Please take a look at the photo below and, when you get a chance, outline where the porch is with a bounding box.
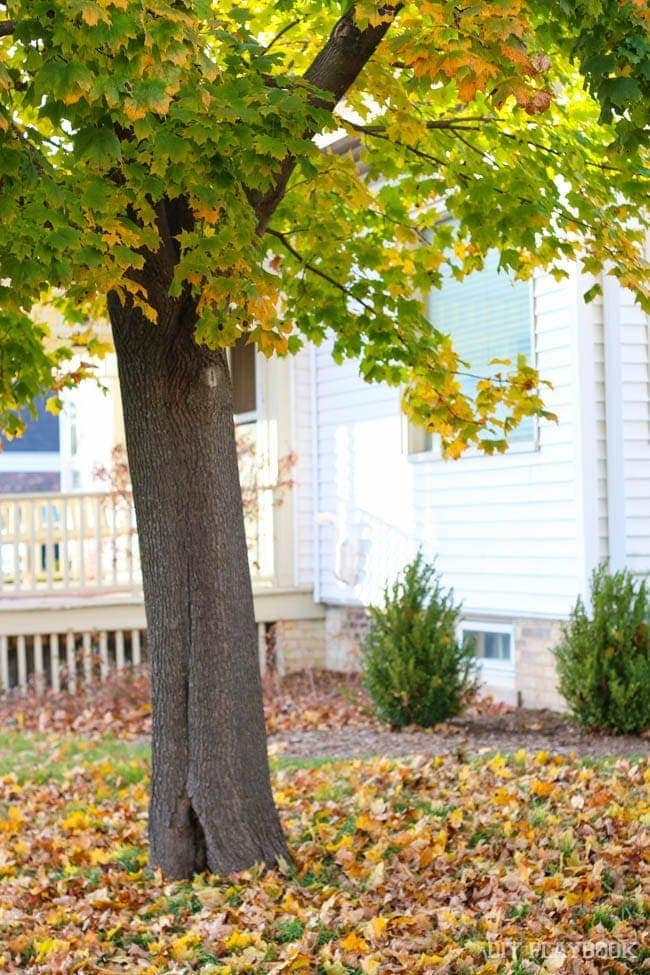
[0,489,322,693]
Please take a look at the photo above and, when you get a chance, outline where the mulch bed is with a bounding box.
[0,667,647,759]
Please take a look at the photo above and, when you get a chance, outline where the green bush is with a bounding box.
[554,564,650,734]
[360,553,478,728]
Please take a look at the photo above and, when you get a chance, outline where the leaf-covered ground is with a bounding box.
[0,669,374,740]
[1,669,647,759]
[0,732,647,974]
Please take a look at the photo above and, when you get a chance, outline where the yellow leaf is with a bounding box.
[33,939,71,960]
[170,933,202,961]
[0,806,26,835]
[340,932,370,953]
[365,917,387,941]
[61,810,92,832]
[225,931,254,951]
[81,3,101,26]
[355,812,376,832]
[418,955,445,969]
[123,99,147,122]
[433,828,448,853]
[448,808,463,829]
[531,779,555,798]
[45,396,63,415]
[288,954,312,971]
[361,956,381,975]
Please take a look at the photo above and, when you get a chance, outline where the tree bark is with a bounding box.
[109,289,287,878]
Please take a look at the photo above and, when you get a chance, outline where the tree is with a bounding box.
[0,0,647,878]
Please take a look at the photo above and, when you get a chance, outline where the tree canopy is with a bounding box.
[1,0,648,456]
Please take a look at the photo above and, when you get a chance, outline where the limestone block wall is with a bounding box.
[324,605,369,671]
[514,618,566,710]
[266,605,568,713]
[271,618,327,675]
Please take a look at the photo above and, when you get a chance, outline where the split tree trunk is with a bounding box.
[109,290,287,879]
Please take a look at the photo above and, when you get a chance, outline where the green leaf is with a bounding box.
[74,127,122,166]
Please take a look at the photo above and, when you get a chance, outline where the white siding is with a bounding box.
[290,349,316,589]
[313,271,594,618]
[620,289,650,576]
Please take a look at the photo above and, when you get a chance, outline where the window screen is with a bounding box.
[427,250,534,445]
[230,338,257,417]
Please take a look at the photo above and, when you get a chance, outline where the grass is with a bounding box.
[0,729,150,784]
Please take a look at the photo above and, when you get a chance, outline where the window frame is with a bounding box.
[458,619,516,684]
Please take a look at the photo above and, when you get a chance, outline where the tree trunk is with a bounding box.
[108,290,288,879]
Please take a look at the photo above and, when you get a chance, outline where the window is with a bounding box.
[229,337,257,420]
[465,629,512,662]
[1,397,60,453]
[408,250,535,454]
[459,621,515,680]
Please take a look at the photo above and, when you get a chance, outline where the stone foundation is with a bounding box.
[514,618,566,711]
[271,618,327,675]
[324,605,369,671]
[264,605,567,712]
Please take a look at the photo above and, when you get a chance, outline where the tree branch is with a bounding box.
[251,4,401,232]
[346,117,490,136]
[266,226,377,314]
[0,20,15,37]
[262,20,301,53]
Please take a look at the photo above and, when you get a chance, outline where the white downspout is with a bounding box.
[570,270,601,600]
[288,356,300,590]
[309,344,322,604]
[602,275,627,570]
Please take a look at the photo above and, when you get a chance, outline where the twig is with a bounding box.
[266,227,378,315]
[262,20,301,53]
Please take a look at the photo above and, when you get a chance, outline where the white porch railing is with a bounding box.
[0,491,141,596]
[0,627,147,694]
[0,485,273,598]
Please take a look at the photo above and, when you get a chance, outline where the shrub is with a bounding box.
[360,553,478,728]
[554,564,650,734]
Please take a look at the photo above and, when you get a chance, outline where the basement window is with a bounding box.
[459,621,515,679]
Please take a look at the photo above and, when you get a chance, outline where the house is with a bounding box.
[262,262,650,709]
[1,258,648,709]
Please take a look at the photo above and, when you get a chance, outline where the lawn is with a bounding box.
[0,731,647,974]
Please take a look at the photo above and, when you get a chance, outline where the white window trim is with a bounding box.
[0,451,61,473]
[234,408,258,426]
[458,619,516,681]
[404,419,540,463]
